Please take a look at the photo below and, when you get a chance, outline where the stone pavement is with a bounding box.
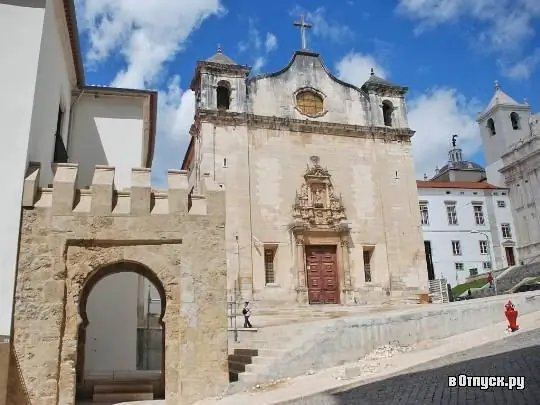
[190,310,540,405]
[331,328,540,405]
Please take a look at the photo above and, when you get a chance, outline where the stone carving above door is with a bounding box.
[292,156,347,230]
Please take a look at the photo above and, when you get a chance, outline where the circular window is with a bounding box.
[296,90,324,117]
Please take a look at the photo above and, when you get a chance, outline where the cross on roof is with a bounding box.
[293,15,312,50]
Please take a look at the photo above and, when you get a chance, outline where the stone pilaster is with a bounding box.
[295,235,308,304]
[340,237,354,304]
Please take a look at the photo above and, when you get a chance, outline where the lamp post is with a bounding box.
[470,230,497,295]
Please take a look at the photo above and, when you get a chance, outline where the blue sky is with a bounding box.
[74,0,540,186]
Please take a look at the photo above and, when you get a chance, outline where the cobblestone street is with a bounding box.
[332,329,540,405]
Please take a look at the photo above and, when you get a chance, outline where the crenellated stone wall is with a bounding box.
[7,163,228,405]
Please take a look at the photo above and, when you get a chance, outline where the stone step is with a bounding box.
[237,371,259,384]
[233,348,258,357]
[93,382,154,394]
[228,361,246,373]
[93,392,153,402]
[228,354,253,364]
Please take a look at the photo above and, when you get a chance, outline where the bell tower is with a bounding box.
[189,46,251,113]
[476,80,531,186]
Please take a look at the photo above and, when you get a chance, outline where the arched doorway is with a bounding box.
[75,261,166,402]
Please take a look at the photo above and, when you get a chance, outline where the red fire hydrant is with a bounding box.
[504,300,519,332]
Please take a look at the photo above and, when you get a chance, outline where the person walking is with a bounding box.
[242,301,252,328]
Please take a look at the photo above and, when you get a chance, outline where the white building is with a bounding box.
[477,81,540,263]
[0,0,159,379]
[418,141,518,286]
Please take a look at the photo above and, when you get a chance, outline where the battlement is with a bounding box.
[22,162,223,216]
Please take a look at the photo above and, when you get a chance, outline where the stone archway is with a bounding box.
[75,260,167,400]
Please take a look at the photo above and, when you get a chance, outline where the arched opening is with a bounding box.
[510,112,520,130]
[382,100,393,127]
[487,118,496,135]
[76,261,166,402]
[216,80,231,110]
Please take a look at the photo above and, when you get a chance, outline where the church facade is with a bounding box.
[182,47,429,305]
[477,81,540,264]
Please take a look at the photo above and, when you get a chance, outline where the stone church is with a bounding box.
[182,35,429,306]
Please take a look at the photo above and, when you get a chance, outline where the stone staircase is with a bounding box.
[226,303,414,392]
[473,261,540,298]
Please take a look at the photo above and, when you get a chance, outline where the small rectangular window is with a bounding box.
[446,204,458,225]
[264,247,276,284]
[419,203,429,225]
[501,223,512,239]
[483,262,492,270]
[452,240,462,256]
[363,250,372,283]
[473,205,485,225]
[455,263,464,271]
[479,240,489,255]
[497,200,506,208]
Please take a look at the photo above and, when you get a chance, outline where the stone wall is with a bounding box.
[0,336,8,405]
[6,162,228,405]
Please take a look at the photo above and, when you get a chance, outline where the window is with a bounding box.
[452,240,462,256]
[473,204,485,225]
[510,112,520,130]
[479,240,489,255]
[264,247,276,284]
[419,202,429,225]
[497,200,506,208]
[455,263,464,271]
[483,262,492,270]
[487,118,496,135]
[501,223,512,239]
[382,100,393,127]
[446,204,458,225]
[469,268,478,276]
[216,81,231,110]
[53,105,68,163]
[223,157,228,168]
[363,250,372,283]
[296,90,324,117]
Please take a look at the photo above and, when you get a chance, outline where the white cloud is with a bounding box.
[77,0,225,89]
[237,19,278,73]
[335,52,482,179]
[289,6,354,45]
[335,51,388,87]
[76,0,225,185]
[265,33,278,53]
[409,88,483,178]
[395,0,540,77]
[152,77,196,185]
[499,48,540,80]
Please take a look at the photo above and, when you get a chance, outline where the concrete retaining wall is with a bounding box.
[261,292,540,382]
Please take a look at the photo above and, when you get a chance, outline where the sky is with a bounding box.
[74,0,540,186]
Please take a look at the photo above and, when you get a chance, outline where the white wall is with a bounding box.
[69,95,145,189]
[485,159,505,188]
[0,2,46,337]
[85,272,139,375]
[27,0,74,187]
[419,187,516,286]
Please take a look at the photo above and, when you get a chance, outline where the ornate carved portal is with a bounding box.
[292,156,346,228]
[291,156,353,305]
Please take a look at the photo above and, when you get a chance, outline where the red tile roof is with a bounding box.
[416,180,506,190]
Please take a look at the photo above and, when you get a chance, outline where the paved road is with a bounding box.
[332,329,540,405]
